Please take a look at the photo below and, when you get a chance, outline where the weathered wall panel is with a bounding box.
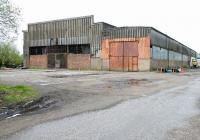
[28,15,94,47]
[102,59,109,70]
[91,57,102,70]
[23,31,30,68]
[139,59,150,71]
[103,27,151,39]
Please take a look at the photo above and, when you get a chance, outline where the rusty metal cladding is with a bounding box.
[123,42,138,56]
[110,42,123,56]
[109,41,139,71]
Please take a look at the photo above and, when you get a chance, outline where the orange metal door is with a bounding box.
[124,42,138,71]
[109,42,124,71]
[109,41,138,71]
[132,56,138,71]
[123,56,138,72]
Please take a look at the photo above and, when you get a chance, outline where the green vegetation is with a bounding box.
[0,0,22,68]
[0,85,39,105]
[0,43,23,68]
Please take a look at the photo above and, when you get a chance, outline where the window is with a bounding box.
[68,44,90,54]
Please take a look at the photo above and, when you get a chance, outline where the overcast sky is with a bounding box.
[12,0,200,53]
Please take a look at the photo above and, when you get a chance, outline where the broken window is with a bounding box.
[30,44,90,55]
[47,45,68,53]
[68,44,90,54]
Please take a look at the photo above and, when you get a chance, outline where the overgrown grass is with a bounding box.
[0,85,39,105]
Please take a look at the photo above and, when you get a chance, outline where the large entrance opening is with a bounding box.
[29,44,90,69]
[109,41,139,71]
[47,44,90,68]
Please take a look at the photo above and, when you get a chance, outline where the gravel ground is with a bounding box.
[0,69,200,139]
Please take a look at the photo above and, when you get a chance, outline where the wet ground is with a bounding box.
[0,69,200,139]
[3,77,200,140]
[0,95,62,121]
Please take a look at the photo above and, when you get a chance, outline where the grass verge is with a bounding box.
[0,85,39,106]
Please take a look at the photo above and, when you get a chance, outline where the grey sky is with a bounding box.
[12,0,200,53]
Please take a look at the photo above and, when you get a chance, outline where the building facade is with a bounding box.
[23,15,196,71]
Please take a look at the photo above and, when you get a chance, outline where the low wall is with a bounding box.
[30,55,48,68]
[67,54,91,70]
[102,59,109,71]
[91,57,102,70]
[138,59,150,71]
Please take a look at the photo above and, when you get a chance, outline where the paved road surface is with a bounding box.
[5,78,200,140]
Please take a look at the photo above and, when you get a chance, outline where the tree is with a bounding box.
[0,0,21,42]
[0,43,22,67]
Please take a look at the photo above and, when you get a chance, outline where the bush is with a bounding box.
[0,43,23,68]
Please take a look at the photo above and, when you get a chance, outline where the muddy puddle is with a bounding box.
[0,96,61,121]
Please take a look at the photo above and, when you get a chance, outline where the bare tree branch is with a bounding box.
[0,0,21,42]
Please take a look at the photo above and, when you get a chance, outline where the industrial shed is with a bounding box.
[23,15,197,71]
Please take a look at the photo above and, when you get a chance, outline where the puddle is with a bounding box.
[127,79,149,85]
[104,78,166,89]
[0,96,61,121]
[107,79,151,88]
[44,70,56,72]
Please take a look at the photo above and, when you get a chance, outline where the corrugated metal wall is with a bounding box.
[23,31,29,56]
[90,23,103,56]
[103,27,151,39]
[90,22,116,56]
[28,15,94,47]
[150,28,196,57]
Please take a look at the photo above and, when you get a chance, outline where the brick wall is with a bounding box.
[67,54,91,70]
[30,55,48,68]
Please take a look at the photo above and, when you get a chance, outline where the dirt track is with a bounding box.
[0,69,200,139]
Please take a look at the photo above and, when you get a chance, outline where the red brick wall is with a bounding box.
[30,55,48,68]
[67,54,91,70]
